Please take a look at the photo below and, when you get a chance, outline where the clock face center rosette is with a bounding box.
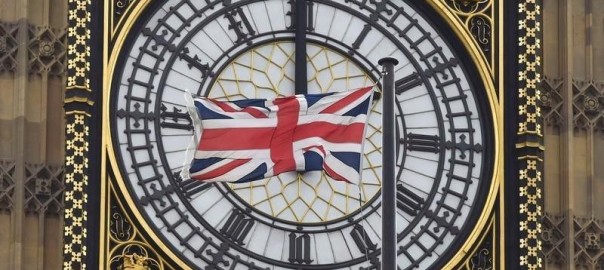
[205,41,383,224]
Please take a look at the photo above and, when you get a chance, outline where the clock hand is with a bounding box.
[294,0,307,95]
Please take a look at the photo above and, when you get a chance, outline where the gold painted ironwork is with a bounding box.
[459,216,496,270]
[106,181,173,270]
[63,114,90,270]
[100,0,505,269]
[438,0,495,74]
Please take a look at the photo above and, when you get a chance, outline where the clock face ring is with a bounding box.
[108,0,497,269]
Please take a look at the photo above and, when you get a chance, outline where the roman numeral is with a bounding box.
[396,183,424,216]
[287,0,314,31]
[179,47,213,79]
[177,176,211,198]
[220,209,254,245]
[288,232,313,264]
[349,24,371,55]
[395,72,422,94]
[400,133,440,153]
[159,104,193,131]
[350,224,377,253]
[224,8,256,45]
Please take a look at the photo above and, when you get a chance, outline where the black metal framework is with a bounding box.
[106,0,497,269]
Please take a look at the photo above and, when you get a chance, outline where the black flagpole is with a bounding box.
[378,57,398,270]
[294,0,307,95]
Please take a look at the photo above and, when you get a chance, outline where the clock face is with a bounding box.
[108,0,495,269]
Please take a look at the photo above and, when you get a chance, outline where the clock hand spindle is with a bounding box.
[295,0,307,95]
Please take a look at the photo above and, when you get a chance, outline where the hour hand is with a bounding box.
[294,0,308,95]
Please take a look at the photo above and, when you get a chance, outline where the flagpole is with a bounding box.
[378,57,398,270]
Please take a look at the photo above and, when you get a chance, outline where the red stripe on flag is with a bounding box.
[271,97,298,174]
[323,163,348,183]
[319,87,372,114]
[199,128,273,150]
[295,122,366,143]
[208,99,268,118]
[191,158,251,180]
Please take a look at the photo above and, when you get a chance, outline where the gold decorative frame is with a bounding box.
[515,0,544,269]
[63,0,92,269]
[59,0,543,269]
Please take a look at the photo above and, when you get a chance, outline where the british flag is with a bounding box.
[182,86,374,185]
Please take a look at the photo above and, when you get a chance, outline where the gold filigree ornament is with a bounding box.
[110,242,162,270]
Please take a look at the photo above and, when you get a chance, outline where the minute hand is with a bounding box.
[294,0,307,95]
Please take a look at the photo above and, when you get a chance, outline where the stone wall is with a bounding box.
[541,0,604,269]
[0,0,67,269]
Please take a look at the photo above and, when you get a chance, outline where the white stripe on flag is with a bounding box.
[324,154,361,185]
[202,118,278,129]
[195,149,271,159]
[293,138,363,153]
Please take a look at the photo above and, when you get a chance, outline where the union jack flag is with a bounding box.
[182,86,374,185]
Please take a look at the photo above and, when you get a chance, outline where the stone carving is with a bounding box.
[28,26,67,75]
[24,163,65,215]
[540,213,566,266]
[0,160,16,212]
[541,214,604,268]
[540,77,564,128]
[573,217,604,269]
[572,80,604,131]
[0,21,19,72]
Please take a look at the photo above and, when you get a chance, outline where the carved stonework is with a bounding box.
[572,80,604,131]
[540,213,566,266]
[28,26,67,75]
[0,160,16,212]
[0,21,19,72]
[540,78,564,128]
[573,217,604,269]
[24,163,65,215]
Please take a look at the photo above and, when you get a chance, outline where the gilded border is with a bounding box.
[63,0,92,269]
[101,0,503,269]
[516,0,544,269]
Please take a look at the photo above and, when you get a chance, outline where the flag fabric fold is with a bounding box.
[181,87,374,185]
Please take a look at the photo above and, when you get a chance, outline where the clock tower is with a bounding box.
[59,0,544,269]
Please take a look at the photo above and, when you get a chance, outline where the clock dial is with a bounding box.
[109,0,495,269]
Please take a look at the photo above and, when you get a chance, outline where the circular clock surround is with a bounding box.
[107,0,498,269]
